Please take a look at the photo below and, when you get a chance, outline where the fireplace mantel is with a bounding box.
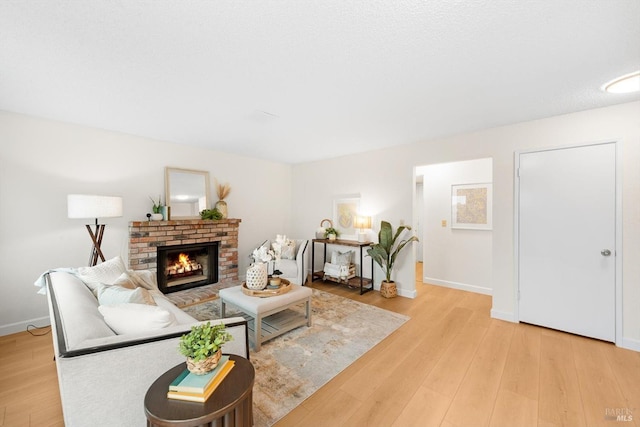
[128,219,240,284]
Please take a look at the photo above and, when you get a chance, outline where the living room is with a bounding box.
[1,1,640,426]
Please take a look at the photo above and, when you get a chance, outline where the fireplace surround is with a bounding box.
[128,219,240,293]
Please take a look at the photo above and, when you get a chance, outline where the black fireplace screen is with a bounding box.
[157,242,218,294]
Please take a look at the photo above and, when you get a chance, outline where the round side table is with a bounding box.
[144,354,254,427]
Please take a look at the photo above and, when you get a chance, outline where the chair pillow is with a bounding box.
[97,285,156,306]
[98,303,176,335]
[280,239,297,260]
[77,256,126,294]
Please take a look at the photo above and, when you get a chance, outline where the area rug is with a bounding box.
[183,288,409,426]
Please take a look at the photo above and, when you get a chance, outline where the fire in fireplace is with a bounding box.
[157,242,218,294]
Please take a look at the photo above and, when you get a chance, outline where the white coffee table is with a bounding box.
[219,284,313,351]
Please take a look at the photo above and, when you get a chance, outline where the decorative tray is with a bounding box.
[241,279,291,297]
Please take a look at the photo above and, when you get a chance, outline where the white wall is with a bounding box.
[291,101,640,350]
[0,111,293,335]
[418,158,493,295]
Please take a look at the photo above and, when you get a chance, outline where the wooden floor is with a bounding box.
[1,264,638,426]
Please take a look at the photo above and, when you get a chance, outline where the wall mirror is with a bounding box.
[165,167,210,219]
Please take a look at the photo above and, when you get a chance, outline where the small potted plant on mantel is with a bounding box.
[367,220,419,298]
[179,322,233,375]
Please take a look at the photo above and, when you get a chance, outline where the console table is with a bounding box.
[144,355,254,427]
[311,239,374,294]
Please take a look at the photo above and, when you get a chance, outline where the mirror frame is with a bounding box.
[164,167,210,220]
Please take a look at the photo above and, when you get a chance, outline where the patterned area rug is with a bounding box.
[183,288,409,426]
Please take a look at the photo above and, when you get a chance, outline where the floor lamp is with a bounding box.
[67,194,123,266]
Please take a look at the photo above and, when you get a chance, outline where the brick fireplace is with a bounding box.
[128,219,240,293]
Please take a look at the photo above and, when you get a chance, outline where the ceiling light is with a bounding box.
[602,71,640,94]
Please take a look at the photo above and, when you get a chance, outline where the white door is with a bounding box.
[518,142,616,342]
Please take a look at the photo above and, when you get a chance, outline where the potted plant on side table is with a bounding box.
[367,220,419,298]
[179,322,233,375]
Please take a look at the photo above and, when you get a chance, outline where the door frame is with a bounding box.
[513,140,623,345]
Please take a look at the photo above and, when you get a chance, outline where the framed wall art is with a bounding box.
[451,183,493,230]
[333,196,360,240]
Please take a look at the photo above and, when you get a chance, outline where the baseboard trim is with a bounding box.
[620,337,640,352]
[423,277,492,296]
[490,309,517,323]
[398,288,417,299]
[0,316,50,337]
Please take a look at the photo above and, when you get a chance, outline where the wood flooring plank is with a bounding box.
[421,311,489,398]
[442,320,515,427]
[391,385,451,427]
[291,389,361,427]
[489,389,537,427]
[538,333,586,427]
[497,322,541,401]
[603,344,640,417]
[571,336,637,427]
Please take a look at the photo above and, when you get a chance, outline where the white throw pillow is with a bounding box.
[331,250,352,266]
[98,303,176,335]
[77,256,126,293]
[97,285,156,306]
[281,240,297,260]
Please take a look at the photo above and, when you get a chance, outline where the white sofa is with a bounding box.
[255,238,309,285]
[45,270,249,427]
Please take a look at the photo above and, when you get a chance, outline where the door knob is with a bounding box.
[601,249,612,256]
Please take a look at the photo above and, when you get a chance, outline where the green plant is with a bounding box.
[367,220,419,283]
[324,227,340,238]
[149,195,162,214]
[179,322,232,362]
[200,208,223,220]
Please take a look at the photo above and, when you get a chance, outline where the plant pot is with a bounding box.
[380,280,397,298]
[150,213,163,221]
[186,348,222,375]
[327,233,337,241]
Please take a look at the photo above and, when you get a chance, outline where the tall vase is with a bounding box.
[215,200,228,219]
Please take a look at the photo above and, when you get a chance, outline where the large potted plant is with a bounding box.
[179,322,233,375]
[367,220,419,298]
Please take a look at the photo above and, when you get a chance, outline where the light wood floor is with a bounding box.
[1,264,638,426]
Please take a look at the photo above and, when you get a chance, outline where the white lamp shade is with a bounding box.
[354,215,372,229]
[67,194,123,219]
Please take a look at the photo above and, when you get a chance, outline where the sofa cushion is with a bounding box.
[98,303,177,335]
[76,256,127,294]
[97,285,156,306]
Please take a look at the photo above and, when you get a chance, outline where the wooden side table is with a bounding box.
[144,355,254,427]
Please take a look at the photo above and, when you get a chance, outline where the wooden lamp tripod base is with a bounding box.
[86,219,106,266]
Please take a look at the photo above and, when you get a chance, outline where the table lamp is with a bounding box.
[354,215,372,242]
[67,194,123,266]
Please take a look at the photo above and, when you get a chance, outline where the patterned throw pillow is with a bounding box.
[76,256,126,294]
[281,240,297,260]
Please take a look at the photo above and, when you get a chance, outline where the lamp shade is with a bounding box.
[67,194,123,219]
[354,215,372,229]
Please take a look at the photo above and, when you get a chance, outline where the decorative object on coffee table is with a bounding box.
[242,278,291,297]
[214,179,231,219]
[367,220,419,298]
[245,262,268,290]
[179,322,232,375]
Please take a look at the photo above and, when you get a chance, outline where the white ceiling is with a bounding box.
[1,1,638,164]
